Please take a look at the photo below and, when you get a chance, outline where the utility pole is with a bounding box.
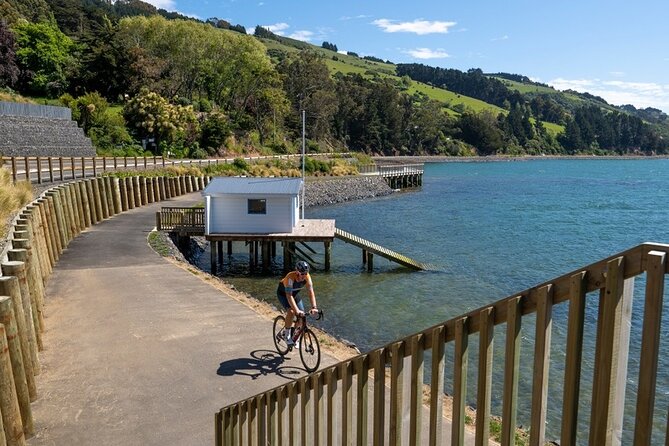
[301,109,306,220]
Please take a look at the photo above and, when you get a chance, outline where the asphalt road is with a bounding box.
[28,193,330,446]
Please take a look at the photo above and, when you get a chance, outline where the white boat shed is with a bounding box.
[202,177,303,235]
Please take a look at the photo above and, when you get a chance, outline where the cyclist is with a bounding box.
[277,261,319,346]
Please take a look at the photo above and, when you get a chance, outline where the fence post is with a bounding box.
[0,311,25,446]
[0,277,36,403]
[0,262,39,376]
[590,257,633,446]
[23,157,29,182]
[633,251,666,446]
[502,296,522,446]
[7,250,42,353]
[0,292,32,439]
[47,157,53,183]
[11,157,17,183]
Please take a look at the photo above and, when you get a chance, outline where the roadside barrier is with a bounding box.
[0,173,209,443]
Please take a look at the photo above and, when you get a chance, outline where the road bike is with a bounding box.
[273,310,322,373]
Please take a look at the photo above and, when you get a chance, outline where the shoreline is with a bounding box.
[375,154,669,163]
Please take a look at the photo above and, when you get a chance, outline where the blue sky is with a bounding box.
[144,0,669,113]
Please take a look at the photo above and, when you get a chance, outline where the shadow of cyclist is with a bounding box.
[217,349,305,380]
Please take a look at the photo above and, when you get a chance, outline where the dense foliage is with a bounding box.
[0,0,667,157]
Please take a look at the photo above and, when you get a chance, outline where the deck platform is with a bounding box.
[205,219,335,242]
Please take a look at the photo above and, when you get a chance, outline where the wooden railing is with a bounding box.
[156,207,205,233]
[0,153,348,185]
[215,242,669,445]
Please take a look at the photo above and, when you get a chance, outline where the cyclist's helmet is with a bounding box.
[296,261,310,274]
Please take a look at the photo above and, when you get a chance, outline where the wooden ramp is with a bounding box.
[334,227,437,271]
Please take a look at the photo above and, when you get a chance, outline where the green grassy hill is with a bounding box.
[260,36,564,135]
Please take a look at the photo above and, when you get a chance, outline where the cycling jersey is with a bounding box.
[277,271,313,298]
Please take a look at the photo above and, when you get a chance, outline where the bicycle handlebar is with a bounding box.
[297,309,323,320]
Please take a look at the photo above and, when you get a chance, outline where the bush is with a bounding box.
[200,112,231,153]
[232,157,249,170]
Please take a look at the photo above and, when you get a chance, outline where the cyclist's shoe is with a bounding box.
[284,328,294,345]
[294,340,300,349]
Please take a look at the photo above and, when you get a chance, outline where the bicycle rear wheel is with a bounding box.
[273,316,290,355]
[299,328,321,372]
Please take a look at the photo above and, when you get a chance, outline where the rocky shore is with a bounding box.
[305,175,394,207]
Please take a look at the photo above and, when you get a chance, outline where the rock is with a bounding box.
[305,176,394,208]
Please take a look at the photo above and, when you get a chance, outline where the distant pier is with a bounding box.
[360,163,424,189]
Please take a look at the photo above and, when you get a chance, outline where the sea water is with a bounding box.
[200,159,669,443]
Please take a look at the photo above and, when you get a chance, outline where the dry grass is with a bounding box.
[0,168,33,238]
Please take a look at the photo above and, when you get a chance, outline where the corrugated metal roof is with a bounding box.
[203,177,303,196]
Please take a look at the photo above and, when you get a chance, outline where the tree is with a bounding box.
[123,89,199,154]
[0,20,19,88]
[322,41,338,52]
[14,21,77,97]
[458,111,504,155]
[278,52,338,141]
[0,0,52,26]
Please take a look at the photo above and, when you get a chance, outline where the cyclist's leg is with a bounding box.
[277,292,294,329]
[293,297,305,330]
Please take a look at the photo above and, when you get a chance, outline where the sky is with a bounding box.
[143,0,669,113]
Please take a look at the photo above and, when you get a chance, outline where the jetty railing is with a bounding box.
[0,152,346,185]
[216,242,669,445]
[358,163,424,176]
[156,207,205,233]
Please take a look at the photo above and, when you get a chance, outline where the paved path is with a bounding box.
[28,193,336,446]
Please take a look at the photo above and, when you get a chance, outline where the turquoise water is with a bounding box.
[203,159,669,443]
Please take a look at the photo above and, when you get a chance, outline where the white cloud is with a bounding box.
[549,77,669,112]
[405,48,450,59]
[340,14,371,20]
[491,35,509,42]
[288,30,314,42]
[373,19,457,35]
[141,0,175,10]
[262,22,290,34]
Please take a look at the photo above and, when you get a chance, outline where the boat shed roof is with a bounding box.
[203,177,303,196]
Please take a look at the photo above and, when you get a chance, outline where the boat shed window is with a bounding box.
[248,199,267,215]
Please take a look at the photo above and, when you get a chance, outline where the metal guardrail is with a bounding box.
[216,242,669,445]
[0,101,71,120]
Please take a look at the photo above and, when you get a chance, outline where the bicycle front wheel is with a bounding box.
[273,316,290,356]
[299,328,321,372]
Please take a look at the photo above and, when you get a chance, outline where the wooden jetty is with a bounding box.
[156,207,435,273]
[334,227,435,271]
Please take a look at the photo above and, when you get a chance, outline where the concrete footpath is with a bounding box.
[28,193,336,445]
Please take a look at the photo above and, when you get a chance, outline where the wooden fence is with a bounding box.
[0,153,348,185]
[156,207,205,234]
[0,172,209,444]
[216,242,669,446]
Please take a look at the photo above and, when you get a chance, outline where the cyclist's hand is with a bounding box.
[309,307,319,315]
[296,309,305,317]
